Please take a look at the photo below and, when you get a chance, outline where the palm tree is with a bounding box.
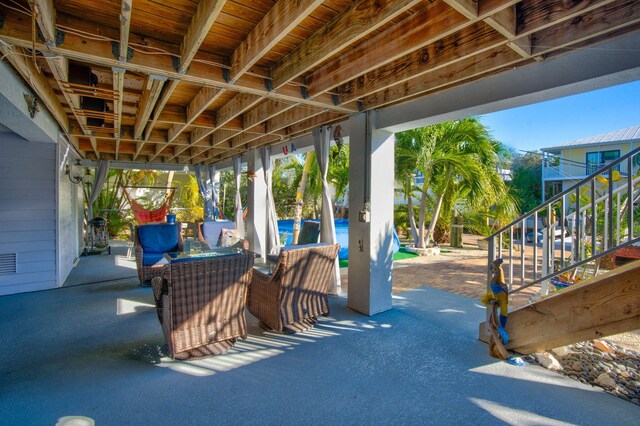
[395,118,517,248]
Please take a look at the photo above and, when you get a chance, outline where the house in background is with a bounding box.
[541,125,640,201]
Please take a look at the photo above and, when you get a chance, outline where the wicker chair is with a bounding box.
[134,223,183,285]
[266,220,321,265]
[197,220,235,249]
[248,243,340,333]
[151,249,254,359]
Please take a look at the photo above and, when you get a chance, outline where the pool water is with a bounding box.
[277,219,400,260]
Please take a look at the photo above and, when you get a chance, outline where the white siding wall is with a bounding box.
[0,132,57,295]
[57,137,82,285]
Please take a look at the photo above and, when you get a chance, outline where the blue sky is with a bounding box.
[477,80,640,153]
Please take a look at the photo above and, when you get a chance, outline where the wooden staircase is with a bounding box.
[479,259,640,354]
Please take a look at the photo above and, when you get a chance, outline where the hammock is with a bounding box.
[124,187,175,225]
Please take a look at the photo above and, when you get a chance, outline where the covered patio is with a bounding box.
[1,0,640,422]
[2,275,638,424]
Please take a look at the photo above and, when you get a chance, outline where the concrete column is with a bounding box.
[347,111,395,316]
[246,149,267,260]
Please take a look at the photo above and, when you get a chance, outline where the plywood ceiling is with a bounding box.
[0,0,639,165]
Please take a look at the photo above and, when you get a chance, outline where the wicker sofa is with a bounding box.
[151,248,254,359]
[134,222,183,285]
[248,243,339,333]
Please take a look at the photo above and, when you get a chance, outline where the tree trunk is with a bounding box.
[407,194,419,245]
[425,192,445,246]
[293,154,313,244]
[418,179,429,248]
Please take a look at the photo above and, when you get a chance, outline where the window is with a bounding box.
[545,181,563,200]
[586,150,620,174]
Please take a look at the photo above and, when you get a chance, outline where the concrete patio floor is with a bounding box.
[2,273,638,425]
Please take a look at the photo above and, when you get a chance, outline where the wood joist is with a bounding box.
[1,0,639,164]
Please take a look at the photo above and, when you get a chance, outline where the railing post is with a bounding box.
[608,174,614,250]
[533,211,538,280]
[509,226,513,291]
[520,219,525,287]
[560,195,566,268]
[575,186,581,262]
[541,227,549,296]
[628,156,634,242]
[591,178,597,257]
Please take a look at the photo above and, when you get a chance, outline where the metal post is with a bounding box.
[520,219,525,287]
[533,211,538,280]
[575,186,581,261]
[509,226,513,291]
[591,178,596,256]
[560,195,566,268]
[629,157,635,241]
[608,175,614,250]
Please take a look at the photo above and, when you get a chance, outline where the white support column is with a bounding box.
[347,111,394,316]
[246,149,267,260]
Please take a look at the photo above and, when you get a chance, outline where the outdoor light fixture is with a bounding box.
[66,159,91,184]
[183,165,190,173]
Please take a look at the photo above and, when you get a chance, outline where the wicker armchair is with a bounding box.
[248,243,340,333]
[134,223,183,285]
[151,249,254,359]
[197,220,235,249]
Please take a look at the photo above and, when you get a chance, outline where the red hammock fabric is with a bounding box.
[124,189,175,225]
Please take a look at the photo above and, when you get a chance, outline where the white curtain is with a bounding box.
[233,156,245,238]
[195,165,214,220]
[88,160,110,219]
[313,126,341,294]
[208,164,219,218]
[260,146,280,255]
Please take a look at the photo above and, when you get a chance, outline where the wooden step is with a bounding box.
[479,259,640,354]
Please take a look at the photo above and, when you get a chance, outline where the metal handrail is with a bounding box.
[486,145,639,297]
[486,145,640,240]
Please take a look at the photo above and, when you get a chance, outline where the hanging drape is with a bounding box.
[88,160,110,219]
[195,165,214,220]
[260,146,280,255]
[233,156,245,238]
[208,164,222,219]
[313,126,341,295]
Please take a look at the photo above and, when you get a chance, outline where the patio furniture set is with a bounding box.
[133,221,339,360]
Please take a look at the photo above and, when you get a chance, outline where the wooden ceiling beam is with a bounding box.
[178,93,264,162]
[484,6,531,58]
[166,86,223,143]
[530,0,640,56]
[178,0,227,74]
[305,0,520,98]
[335,23,504,105]
[133,74,166,155]
[0,46,78,148]
[113,0,133,159]
[270,0,421,90]
[228,0,324,83]
[0,12,356,113]
[29,0,56,46]
[363,45,527,110]
[141,0,227,149]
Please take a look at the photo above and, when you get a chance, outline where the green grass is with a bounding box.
[338,246,418,268]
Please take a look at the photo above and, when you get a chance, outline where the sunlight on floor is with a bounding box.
[116,298,155,315]
[114,256,136,269]
[469,397,575,426]
[468,364,599,391]
[154,318,392,377]
[438,308,466,313]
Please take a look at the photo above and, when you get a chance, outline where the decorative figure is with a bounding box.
[481,258,510,359]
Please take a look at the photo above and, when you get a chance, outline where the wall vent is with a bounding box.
[0,253,17,275]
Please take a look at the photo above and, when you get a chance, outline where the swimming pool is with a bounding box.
[277,219,400,260]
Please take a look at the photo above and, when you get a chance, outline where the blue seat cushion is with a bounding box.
[202,220,234,247]
[138,223,179,253]
[142,252,170,267]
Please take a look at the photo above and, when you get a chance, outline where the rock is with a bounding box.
[593,340,612,353]
[536,353,563,371]
[571,362,582,372]
[552,346,571,357]
[603,353,614,362]
[596,373,617,389]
